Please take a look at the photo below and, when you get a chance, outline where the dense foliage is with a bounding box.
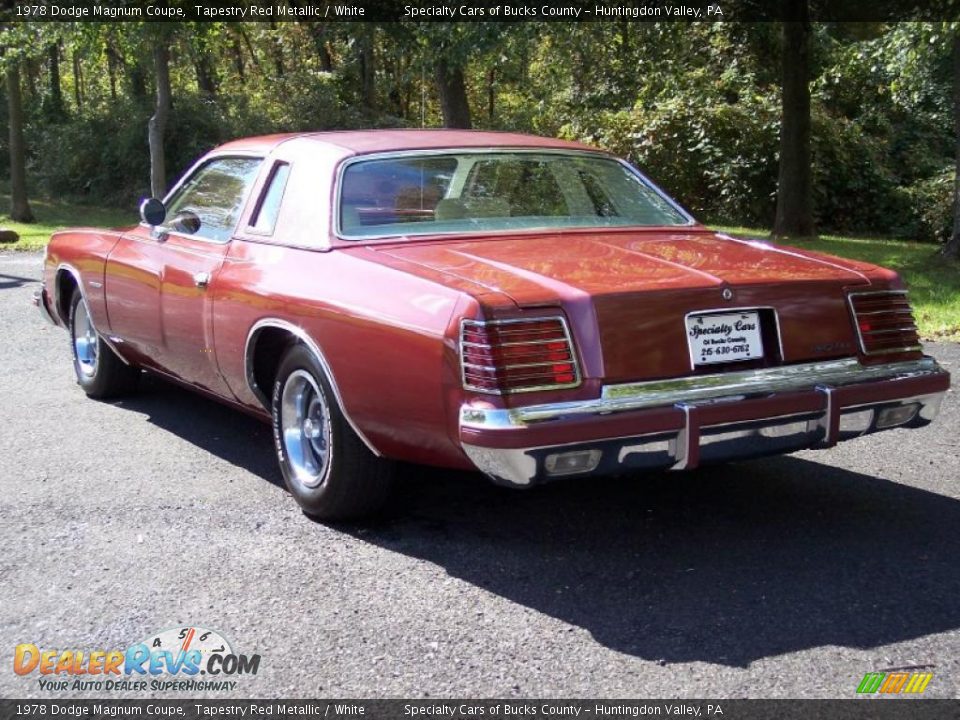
[0,21,956,241]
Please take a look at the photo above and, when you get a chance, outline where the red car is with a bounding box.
[35,130,950,519]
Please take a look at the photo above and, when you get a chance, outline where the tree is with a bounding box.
[436,58,471,128]
[6,61,35,222]
[148,38,171,198]
[773,0,815,239]
[944,31,960,259]
[359,24,377,117]
[46,41,64,115]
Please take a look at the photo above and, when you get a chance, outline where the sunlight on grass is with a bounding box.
[716,226,960,341]
[1,193,133,251]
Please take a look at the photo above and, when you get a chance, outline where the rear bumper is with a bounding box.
[33,287,58,326]
[459,356,950,487]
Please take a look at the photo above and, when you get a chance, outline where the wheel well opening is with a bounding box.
[56,271,79,323]
[249,327,298,408]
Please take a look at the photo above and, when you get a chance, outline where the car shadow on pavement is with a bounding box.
[0,272,37,290]
[112,373,960,669]
[347,457,960,668]
[114,374,284,489]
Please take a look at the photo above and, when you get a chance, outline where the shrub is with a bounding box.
[564,94,780,226]
[902,167,955,244]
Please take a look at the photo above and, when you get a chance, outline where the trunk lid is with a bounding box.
[368,229,873,382]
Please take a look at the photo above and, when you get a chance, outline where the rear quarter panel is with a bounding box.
[213,240,478,468]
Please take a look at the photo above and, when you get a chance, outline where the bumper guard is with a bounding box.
[460,356,950,487]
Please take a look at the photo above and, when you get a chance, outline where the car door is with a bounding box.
[104,155,263,395]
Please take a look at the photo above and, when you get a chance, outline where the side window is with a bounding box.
[248,162,290,235]
[165,157,263,242]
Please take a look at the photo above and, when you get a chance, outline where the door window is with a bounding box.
[165,157,263,242]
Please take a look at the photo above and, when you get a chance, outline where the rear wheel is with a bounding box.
[271,344,395,520]
[68,291,140,398]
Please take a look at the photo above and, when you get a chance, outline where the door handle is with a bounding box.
[193,271,211,289]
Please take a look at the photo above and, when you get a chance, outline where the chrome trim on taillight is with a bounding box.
[459,316,582,395]
[847,290,922,356]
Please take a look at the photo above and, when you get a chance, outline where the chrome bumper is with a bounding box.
[33,287,58,326]
[460,357,949,487]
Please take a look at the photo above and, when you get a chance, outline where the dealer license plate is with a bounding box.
[686,311,764,365]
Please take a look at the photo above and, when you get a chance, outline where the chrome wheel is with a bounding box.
[280,369,332,489]
[72,298,98,378]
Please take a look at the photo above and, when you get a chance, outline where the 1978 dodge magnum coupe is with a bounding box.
[35,130,951,519]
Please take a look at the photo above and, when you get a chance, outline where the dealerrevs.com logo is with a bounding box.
[13,626,261,692]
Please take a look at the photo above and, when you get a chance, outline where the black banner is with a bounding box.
[0,700,958,720]
[3,0,960,23]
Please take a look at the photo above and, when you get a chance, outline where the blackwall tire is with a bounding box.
[271,344,395,520]
[68,291,140,399]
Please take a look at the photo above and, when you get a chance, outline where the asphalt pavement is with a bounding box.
[1,251,958,699]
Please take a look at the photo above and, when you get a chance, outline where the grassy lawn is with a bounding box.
[1,192,133,251]
[717,227,960,341]
[2,193,956,340]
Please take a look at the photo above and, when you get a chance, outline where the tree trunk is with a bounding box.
[435,59,472,129]
[106,42,119,102]
[48,42,64,114]
[230,36,246,84]
[618,20,632,93]
[239,28,261,70]
[318,40,333,73]
[268,21,284,77]
[6,64,35,223]
[24,57,38,99]
[297,18,333,71]
[487,68,495,124]
[72,50,83,112]
[127,56,148,104]
[773,0,816,239]
[148,41,171,199]
[943,31,960,259]
[359,26,377,116]
[194,51,218,100]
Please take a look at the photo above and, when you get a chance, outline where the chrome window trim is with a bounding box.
[243,318,381,457]
[459,356,944,429]
[459,315,582,395]
[683,306,784,371]
[332,148,696,242]
[847,290,922,356]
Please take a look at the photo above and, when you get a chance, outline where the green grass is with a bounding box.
[717,226,960,341]
[1,192,133,251]
[2,193,956,340]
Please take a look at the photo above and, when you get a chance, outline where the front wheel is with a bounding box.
[271,344,395,520]
[69,291,140,398]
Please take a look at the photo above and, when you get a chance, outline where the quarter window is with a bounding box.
[165,157,263,242]
[249,162,291,235]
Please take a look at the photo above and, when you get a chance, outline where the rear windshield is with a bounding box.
[338,151,690,238]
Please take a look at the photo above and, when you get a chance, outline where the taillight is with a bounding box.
[848,290,922,356]
[460,317,582,394]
